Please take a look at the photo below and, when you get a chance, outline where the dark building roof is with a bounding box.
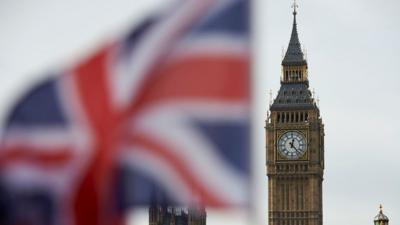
[270,83,316,110]
[282,9,307,66]
[374,205,389,222]
[149,205,206,225]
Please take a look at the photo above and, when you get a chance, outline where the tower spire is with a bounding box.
[282,0,306,66]
[292,0,298,15]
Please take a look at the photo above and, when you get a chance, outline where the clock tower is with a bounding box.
[266,3,324,225]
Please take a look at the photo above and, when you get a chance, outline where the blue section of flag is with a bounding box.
[0,182,55,225]
[193,120,250,174]
[189,0,249,36]
[117,167,177,209]
[0,182,13,224]
[121,16,157,58]
[6,77,67,129]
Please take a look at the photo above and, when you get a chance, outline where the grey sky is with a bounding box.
[0,0,399,225]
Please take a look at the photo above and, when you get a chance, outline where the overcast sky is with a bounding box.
[0,0,399,225]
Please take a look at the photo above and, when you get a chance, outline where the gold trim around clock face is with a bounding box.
[276,129,308,161]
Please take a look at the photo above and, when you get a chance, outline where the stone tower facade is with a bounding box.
[266,4,324,225]
[149,205,206,225]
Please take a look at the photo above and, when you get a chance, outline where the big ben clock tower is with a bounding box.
[266,2,324,225]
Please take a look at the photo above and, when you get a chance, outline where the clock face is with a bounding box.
[277,131,307,160]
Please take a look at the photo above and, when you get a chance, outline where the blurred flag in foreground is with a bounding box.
[0,0,250,224]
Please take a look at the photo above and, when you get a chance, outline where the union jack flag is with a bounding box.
[0,0,250,224]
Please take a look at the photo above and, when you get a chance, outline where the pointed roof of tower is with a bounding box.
[282,1,307,66]
[271,2,317,111]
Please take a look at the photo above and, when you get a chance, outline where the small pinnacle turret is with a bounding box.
[374,205,389,225]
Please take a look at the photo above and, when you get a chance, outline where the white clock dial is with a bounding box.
[277,131,307,160]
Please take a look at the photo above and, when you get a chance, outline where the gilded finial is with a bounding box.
[292,0,299,15]
[269,89,273,107]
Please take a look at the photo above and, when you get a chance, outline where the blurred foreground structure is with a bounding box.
[149,206,206,225]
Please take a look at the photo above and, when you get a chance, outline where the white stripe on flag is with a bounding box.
[120,145,194,204]
[130,102,249,205]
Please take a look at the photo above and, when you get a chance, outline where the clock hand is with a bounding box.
[292,145,303,154]
[290,140,300,151]
[289,139,295,148]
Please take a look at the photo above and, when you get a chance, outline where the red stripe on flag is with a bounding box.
[126,133,228,207]
[128,56,249,115]
[71,44,120,225]
[0,147,73,168]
